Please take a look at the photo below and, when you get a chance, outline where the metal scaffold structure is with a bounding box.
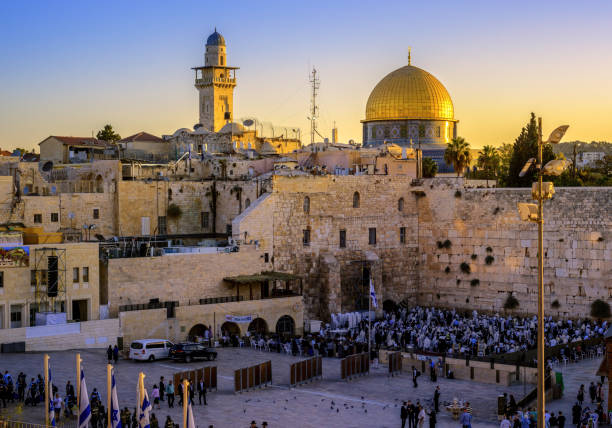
[33,247,67,314]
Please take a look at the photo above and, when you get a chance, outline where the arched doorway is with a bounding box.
[276,315,295,336]
[188,324,208,341]
[383,299,397,313]
[248,318,268,335]
[221,321,240,336]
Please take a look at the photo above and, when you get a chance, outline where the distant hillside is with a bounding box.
[553,141,612,157]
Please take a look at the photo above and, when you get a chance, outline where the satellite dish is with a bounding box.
[41,161,53,172]
[243,119,254,127]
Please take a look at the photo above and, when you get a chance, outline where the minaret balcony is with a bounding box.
[195,77,237,86]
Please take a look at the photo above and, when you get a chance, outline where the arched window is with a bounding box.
[220,56,224,66]
[398,197,404,212]
[276,315,295,336]
[303,196,310,214]
[353,192,360,208]
[245,198,251,209]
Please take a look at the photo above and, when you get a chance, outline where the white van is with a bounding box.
[129,339,174,361]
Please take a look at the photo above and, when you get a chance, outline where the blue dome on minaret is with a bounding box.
[206,29,225,46]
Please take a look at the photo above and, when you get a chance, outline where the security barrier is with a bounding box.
[290,356,322,387]
[340,353,369,380]
[388,351,402,377]
[234,360,272,393]
[173,366,218,394]
[0,420,77,428]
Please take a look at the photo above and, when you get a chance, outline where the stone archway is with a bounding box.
[187,324,208,341]
[276,315,295,336]
[248,318,268,335]
[221,321,240,336]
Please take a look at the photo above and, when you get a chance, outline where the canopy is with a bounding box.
[223,271,300,284]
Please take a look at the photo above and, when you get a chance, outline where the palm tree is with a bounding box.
[477,145,500,186]
[444,137,472,177]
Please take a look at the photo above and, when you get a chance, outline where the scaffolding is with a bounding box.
[33,247,67,315]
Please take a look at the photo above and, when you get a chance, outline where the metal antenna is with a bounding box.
[308,67,320,146]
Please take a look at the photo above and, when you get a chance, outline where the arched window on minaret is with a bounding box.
[220,56,224,66]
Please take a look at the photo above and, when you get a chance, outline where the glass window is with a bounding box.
[303,229,311,247]
[398,198,404,212]
[303,196,310,214]
[50,213,59,222]
[353,192,360,208]
[158,216,167,234]
[34,214,42,223]
[368,228,376,245]
[73,267,79,283]
[400,227,406,244]
[146,343,164,349]
[30,270,37,286]
[131,342,144,349]
[82,267,89,283]
[93,209,99,219]
[201,212,209,229]
[339,230,346,248]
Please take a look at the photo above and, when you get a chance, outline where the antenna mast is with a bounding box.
[308,67,320,145]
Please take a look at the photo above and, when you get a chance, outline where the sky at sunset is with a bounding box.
[1,0,611,151]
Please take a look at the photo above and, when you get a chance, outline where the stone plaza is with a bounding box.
[0,348,605,427]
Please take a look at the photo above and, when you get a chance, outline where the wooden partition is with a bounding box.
[234,360,272,393]
[340,353,369,380]
[173,366,218,394]
[290,356,323,387]
[388,351,402,377]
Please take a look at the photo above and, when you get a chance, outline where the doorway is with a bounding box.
[72,299,88,322]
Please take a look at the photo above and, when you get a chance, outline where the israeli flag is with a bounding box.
[48,368,56,427]
[186,401,196,428]
[79,369,92,428]
[369,278,378,308]
[139,382,152,428]
[110,370,122,428]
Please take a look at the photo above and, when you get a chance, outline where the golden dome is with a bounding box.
[365,64,454,122]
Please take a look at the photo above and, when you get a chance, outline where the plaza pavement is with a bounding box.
[0,348,605,428]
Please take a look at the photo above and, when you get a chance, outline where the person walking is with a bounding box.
[589,382,596,403]
[178,381,183,406]
[159,377,165,402]
[571,402,581,426]
[166,381,174,408]
[557,411,565,428]
[151,384,160,409]
[418,405,426,428]
[434,386,441,413]
[577,384,585,406]
[107,345,113,364]
[459,407,472,428]
[428,409,437,428]
[407,400,416,428]
[412,366,419,388]
[113,344,119,364]
[401,402,408,428]
[198,378,207,405]
[500,415,511,428]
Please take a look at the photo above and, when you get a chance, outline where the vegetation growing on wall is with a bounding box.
[460,262,471,274]
[504,294,519,310]
[485,255,495,265]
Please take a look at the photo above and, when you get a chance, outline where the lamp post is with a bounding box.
[517,118,569,428]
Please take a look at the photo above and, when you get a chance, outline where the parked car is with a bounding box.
[129,339,174,361]
[170,342,218,362]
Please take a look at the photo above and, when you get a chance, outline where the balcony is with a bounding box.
[195,77,236,86]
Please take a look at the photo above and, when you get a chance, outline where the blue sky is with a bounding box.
[1,0,611,149]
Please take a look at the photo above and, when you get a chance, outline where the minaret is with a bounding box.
[192,29,239,132]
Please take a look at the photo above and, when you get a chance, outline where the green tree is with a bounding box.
[477,145,500,184]
[496,143,514,183]
[96,124,121,142]
[443,137,472,177]
[505,113,555,187]
[422,157,438,178]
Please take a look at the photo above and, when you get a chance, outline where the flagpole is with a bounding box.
[182,380,189,428]
[76,353,81,412]
[107,365,112,428]
[44,354,49,427]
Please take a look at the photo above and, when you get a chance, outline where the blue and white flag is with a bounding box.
[48,367,56,427]
[110,369,122,428]
[138,376,152,428]
[186,401,196,428]
[79,369,92,428]
[369,278,378,308]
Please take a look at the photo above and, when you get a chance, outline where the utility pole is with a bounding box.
[308,67,320,147]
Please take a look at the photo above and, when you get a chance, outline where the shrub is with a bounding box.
[485,255,495,265]
[598,236,604,242]
[486,246,493,253]
[444,266,451,274]
[493,207,500,215]
[591,299,611,319]
[442,239,452,249]
[471,254,477,260]
[454,190,462,198]
[167,203,183,219]
[460,262,471,274]
[470,279,480,287]
[504,294,519,310]
[551,299,561,309]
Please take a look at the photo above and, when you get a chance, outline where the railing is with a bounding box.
[195,77,236,86]
[0,420,77,428]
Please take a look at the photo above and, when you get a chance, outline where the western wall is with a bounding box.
[234,176,611,320]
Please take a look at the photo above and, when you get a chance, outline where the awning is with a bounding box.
[223,271,301,284]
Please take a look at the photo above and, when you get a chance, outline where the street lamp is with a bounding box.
[516,118,569,428]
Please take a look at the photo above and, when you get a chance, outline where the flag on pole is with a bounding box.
[79,369,92,428]
[369,278,378,308]
[186,401,196,428]
[110,369,122,428]
[138,375,152,428]
[48,367,56,427]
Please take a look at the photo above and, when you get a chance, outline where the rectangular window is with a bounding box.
[158,216,167,234]
[339,230,346,248]
[303,229,311,247]
[400,227,406,244]
[226,224,232,235]
[93,209,99,219]
[201,212,209,229]
[30,270,37,286]
[368,228,376,245]
[0,271,3,287]
[73,267,79,283]
[50,213,59,222]
[82,267,89,283]
[33,214,42,223]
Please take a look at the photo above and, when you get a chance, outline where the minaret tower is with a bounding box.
[192,29,239,132]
